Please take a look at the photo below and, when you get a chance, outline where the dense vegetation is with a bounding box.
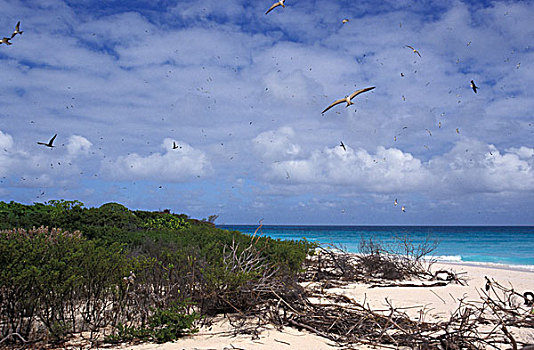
[0,200,316,346]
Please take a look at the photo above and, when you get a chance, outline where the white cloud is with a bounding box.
[429,140,534,193]
[102,138,212,182]
[264,143,430,193]
[256,132,534,195]
[66,135,92,156]
[252,126,302,160]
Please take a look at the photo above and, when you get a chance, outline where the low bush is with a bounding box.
[0,201,315,346]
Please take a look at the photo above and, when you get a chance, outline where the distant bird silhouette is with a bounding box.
[425,129,432,136]
[0,37,12,45]
[340,141,346,151]
[172,141,179,149]
[322,87,375,114]
[10,21,23,38]
[265,0,285,14]
[394,199,398,206]
[342,19,349,24]
[401,206,406,212]
[470,80,478,93]
[456,128,460,134]
[37,134,57,148]
[406,45,421,57]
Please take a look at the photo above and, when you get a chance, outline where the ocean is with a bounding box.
[217,225,534,270]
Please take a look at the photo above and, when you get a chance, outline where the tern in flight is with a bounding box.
[265,0,285,14]
[394,199,398,206]
[0,37,12,45]
[11,21,23,38]
[470,80,478,93]
[406,45,421,57]
[37,134,57,148]
[172,141,180,149]
[340,141,346,151]
[322,86,375,114]
[401,206,406,212]
[342,19,349,24]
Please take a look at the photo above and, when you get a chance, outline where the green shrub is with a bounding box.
[106,301,199,343]
[0,226,129,341]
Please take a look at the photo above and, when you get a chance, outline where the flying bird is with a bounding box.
[340,141,346,151]
[0,37,12,45]
[265,0,285,14]
[425,129,432,136]
[11,21,23,38]
[401,206,406,212]
[322,86,375,114]
[456,128,460,134]
[406,45,421,57]
[37,134,57,148]
[172,141,179,149]
[342,19,349,24]
[470,80,478,93]
[394,199,398,206]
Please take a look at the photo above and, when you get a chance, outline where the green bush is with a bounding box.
[0,200,316,345]
[0,226,129,341]
[106,302,199,343]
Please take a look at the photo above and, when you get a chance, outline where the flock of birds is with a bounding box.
[263,1,483,213]
[2,5,487,214]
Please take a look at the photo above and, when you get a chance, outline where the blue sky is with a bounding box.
[1,0,533,225]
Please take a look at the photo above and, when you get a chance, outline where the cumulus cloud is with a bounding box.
[263,142,430,192]
[0,129,95,187]
[429,140,534,193]
[256,131,534,195]
[66,135,92,156]
[102,138,212,182]
[253,126,302,160]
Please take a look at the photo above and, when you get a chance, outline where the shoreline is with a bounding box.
[434,259,534,273]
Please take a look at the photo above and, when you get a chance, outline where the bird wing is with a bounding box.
[265,2,280,14]
[49,134,57,145]
[415,50,421,57]
[406,45,414,50]
[348,86,375,100]
[37,142,46,145]
[322,98,345,114]
[15,21,20,31]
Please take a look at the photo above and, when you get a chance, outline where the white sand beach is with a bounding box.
[105,262,534,350]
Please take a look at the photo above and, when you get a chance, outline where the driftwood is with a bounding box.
[220,246,533,349]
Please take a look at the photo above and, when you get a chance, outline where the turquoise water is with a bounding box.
[218,225,534,268]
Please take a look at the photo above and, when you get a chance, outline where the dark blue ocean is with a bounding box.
[218,225,534,269]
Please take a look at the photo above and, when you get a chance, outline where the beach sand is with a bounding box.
[108,262,534,350]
